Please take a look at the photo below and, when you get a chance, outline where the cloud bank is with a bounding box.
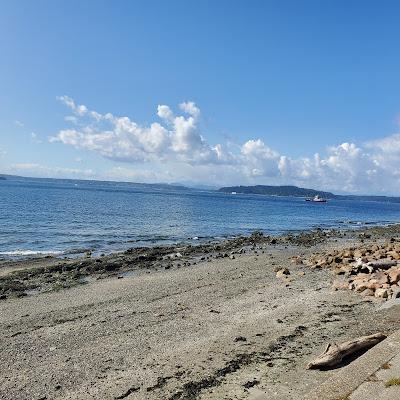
[50,96,400,194]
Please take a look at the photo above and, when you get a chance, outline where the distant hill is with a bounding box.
[219,185,335,198]
[218,185,400,203]
[0,174,192,191]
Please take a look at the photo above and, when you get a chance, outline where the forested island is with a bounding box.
[219,185,400,203]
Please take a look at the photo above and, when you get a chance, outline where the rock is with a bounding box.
[291,256,303,265]
[276,268,290,278]
[375,288,389,298]
[367,282,383,291]
[234,336,247,342]
[229,255,235,260]
[243,379,259,389]
[360,288,375,297]
[386,251,400,260]
[355,283,369,293]
[371,271,389,285]
[332,280,349,291]
[391,287,400,299]
[333,267,345,275]
[354,249,365,258]
[389,268,400,284]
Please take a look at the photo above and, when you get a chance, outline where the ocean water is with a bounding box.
[1,176,400,258]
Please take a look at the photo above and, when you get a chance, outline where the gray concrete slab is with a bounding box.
[350,380,400,400]
[303,330,400,400]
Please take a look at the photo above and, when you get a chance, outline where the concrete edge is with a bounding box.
[303,330,400,400]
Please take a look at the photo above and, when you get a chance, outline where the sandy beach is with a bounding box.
[1,227,400,400]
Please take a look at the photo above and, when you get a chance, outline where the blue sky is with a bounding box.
[1,0,400,193]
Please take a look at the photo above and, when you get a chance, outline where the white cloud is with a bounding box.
[50,96,400,194]
[14,120,24,127]
[366,133,400,155]
[10,163,95,178]
[104,166,164,182]
[179,101,200,118]
[65,115,78,123]
[52,97,231,165]
[30,132,42,143]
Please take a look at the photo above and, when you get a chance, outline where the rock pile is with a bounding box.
[308,241,400,300]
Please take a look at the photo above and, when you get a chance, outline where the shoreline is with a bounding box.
[0,227,344,299]
[1,219,398,262]
[2,224,400,299]
[1,224,400,399]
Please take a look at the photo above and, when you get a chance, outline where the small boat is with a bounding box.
[306,195,327,203]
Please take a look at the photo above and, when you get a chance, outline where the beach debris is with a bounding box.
[307,332,386,369]
[234,336,247,342]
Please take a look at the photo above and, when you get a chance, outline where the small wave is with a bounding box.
[65,248,92,255]
[0,250,63,257]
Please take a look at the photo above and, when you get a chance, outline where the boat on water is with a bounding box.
[305,195,327,203]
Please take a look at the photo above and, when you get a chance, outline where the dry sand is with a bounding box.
[1,232,400,400]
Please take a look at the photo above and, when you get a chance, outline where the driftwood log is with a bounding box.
[367,260,397,269]
[307,332,386,369]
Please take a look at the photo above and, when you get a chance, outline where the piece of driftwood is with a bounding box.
[307,332,386,369]
[367,261,397,270]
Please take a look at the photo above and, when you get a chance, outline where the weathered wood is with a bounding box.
[306,332,386,369]
[367,261,397,270]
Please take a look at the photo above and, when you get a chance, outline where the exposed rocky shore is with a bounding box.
[0,228,337,299]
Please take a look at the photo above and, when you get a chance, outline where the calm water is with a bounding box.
[1,176,400,258]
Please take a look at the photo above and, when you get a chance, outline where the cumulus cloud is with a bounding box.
[52,96,230,165]
[50,96,400,194]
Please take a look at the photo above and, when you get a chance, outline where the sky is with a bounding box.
[1,0,400,194]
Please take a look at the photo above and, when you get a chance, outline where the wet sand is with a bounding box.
[1,227,400,399]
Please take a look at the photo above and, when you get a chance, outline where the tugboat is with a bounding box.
[305,195,327,203]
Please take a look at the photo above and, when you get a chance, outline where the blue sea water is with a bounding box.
[0,176,399,258]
